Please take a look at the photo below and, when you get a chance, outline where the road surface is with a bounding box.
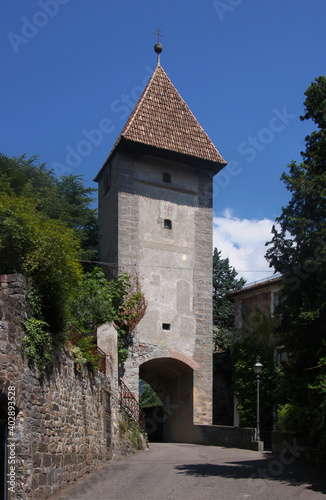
[50,442,326,500]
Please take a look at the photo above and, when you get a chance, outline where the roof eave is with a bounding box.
[227,276,283,300]
[94,137,227,182]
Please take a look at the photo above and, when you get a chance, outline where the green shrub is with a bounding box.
[22,317,52,376]
[119,418,129,437]
[129,423,142,450]
[0,191,82,333]
[68,268,147,362]
[277,403,310,435]
[119,417,142,450]
[21,289,52,376]
[69,334,102,372]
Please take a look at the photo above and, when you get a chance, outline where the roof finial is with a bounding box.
[154,27,163,67]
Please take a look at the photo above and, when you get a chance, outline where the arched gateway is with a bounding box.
[94,43,226,442]
[126,350,199,442]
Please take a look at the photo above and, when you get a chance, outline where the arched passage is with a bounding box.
[139,357,194,443]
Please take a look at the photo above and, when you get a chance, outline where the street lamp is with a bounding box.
[254,360,263,441]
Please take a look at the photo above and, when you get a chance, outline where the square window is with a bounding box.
[163,172,171,183]
[162,323,171,330]
[164,219,172,230]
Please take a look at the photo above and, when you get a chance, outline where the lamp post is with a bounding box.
[254,361,263,441]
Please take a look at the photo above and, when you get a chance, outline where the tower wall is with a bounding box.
[98,151,214,428]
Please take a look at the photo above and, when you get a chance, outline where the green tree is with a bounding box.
[0,153,55,195]
[212,248,245,349]
[0,154,147,373]
[0,190,82,333]
[139,380,162,408]
[265,76,326,471]
[0,153,98,264]
[39,174,98,264]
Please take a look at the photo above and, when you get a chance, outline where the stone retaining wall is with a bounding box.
[193,424,264,451]
[271,431,314,465]
[0,274,120,499]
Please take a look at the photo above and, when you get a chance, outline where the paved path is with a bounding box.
[50,443,326,500]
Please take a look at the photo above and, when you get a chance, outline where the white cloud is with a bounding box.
[213,209,277,284]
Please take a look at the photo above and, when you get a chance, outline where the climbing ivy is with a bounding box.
[22,289,52,376]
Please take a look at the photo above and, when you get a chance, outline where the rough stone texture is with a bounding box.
[0,274,122,499]
[97,157,119,281]
[193,424,264,452]
[193,206,213,425]
[97,323,119,387]
[98,151,217,440]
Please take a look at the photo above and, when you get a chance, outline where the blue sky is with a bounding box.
[1,0,325,283]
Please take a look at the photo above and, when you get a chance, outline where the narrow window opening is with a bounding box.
[162,172,171,183]
[162,323,171,331]
[164,219,172,230]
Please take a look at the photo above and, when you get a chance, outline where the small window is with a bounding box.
[164,219,172,230]
[162,172,171,183]
[162,323,171,330]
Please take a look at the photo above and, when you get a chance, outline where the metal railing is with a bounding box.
[119,379,145,431]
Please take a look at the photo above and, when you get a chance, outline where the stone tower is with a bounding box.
[94,45,226,442]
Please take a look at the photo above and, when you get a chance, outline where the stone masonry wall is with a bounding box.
[112,153,215,428]
[193,206,213,424]
[0,274,119,499]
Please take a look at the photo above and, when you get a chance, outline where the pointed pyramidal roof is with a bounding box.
[95,55,226,181]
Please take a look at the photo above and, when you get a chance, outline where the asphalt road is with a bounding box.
[50,443,326,500]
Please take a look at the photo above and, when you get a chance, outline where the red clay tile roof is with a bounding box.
[95,65,226,181]
[121,65,226,163]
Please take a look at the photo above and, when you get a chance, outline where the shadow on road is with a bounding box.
[175,453,326,495]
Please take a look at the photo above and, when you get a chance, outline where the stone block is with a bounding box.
[32,453,42,468]
[42,454,51,467]
[38,473,47,486]
[33,486,46,499]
